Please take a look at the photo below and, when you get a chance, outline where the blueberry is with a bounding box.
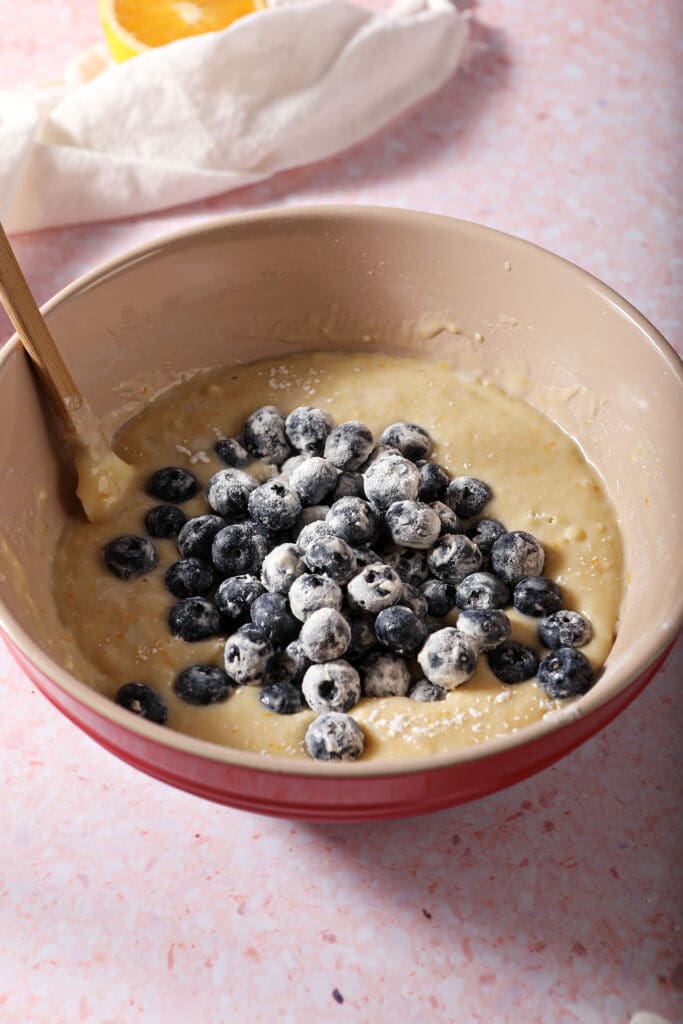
[487,642,539,683]
[455,571,510,610]
[269,639,311,684]
[490,531,545,585]
[419,579,457,618]
[399,582,429,620]
[408,679,447,702]
[324,421,374,470]
[289,457,338,506]
[330,471,365,501]
[285,406,334,454]
[304,712,365,761]
[361,652,411,697]
[103,535,158,579]
[417,627,479,689]
[224,626,273,684]
[431,501,461,536]
[300,608,351,662]
[168,597,221,641]
[513,577,563,617]
[468,518,506,558]
[114,682,168,724]
[278,454,309,480]
[385,500,441,550]
[363,452,420,510]
[259,681,304,715]
[538,610,592,649]
[243,406,291,464]
[206,468,257,519]
[248,480,302,531]
[427,533,483,584]
[380,422,433,461]
[375,605,428,657]
[165,558,215,598]
[144,505,187,539]
[538,647,594,698]
[345,615,378,660]
[145,466,199,504]
[457,609,511,651]
[326,497,379,547]
[214,574,265,623]
[446,477,491,519]
[416,460,450,503]
[295,519,334,554]
[383,547,430,587]
[304,535,357,584]
[250,592,299,646]
[260,543,305,594]
[211,522,269,577]
[173,664,233,705]
[302,661,361,712]
[214,436,249,467]
[347,563,403,613]
[288,573,343,621]
[177,515,225,560]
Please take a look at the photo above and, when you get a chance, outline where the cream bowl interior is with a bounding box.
[0,207,681,776]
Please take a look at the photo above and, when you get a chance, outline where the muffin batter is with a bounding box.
[53,352,623,761]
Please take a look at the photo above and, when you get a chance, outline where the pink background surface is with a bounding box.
[1,2,681,1022]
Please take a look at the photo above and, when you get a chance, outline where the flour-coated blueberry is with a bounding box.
[248,480,302,531]
[269,638,311,685]
[326,497,379,547]
[243,406,291,465]
[420,579,457,618]
[250,592,299,646]
[302,661,361,712]
[259,681,304,715]
[168,597,221,642]
[490,531,545,585]
[416,460,450,502]
[408,679,447,702]
[224,625,274,684]
[363,452,420,510]
[455,571,509,610]
[427,533,483,583]
[285,406,334,455]
[295,519,333,554]
[380,422,433,461]
[398,582,429,620]
[457,609,511,651]
[206,468,257,519]
[304,535,357,584]
[513,577,563,617]
[345,615,378,660]
[304,712,365,761]
[430,501,461,536]
[538,610,592,649]
[177,515,226,560]
[346,563,403,613]
[417,627,479,689]
[324,421,374,470]
[468,518,507,558]
[260,543,306,594]
[289,457,338,506]
[288,573,343,621]
[330,471,365,501]
[385,500,441,549]
[300,608,351,662]
[446,477,492,519]
[375,605,428,657]
[214,436,249,467]
[214,574,265,623]
[382,548,430,587]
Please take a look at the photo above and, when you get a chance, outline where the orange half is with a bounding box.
[99,0,265,62]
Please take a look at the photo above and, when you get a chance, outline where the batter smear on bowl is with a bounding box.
[52,352,623,761]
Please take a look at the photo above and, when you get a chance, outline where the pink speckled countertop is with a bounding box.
[0,2,681,1022]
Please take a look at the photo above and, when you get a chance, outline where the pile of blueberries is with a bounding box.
[106,405,594,762]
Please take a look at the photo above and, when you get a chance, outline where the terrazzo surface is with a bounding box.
[0,2,681,1022]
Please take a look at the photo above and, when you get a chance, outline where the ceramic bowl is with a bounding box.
[1,207,681,821]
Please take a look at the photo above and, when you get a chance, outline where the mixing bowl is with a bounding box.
[0,207,681,821]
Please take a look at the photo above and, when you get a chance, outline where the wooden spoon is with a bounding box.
[0,223,134,521]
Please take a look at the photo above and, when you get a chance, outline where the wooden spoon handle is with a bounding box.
[0,222,87,438]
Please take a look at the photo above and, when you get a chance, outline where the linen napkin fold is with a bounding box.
[0,0,467,234]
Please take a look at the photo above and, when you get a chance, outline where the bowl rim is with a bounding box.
[1,204,681,779]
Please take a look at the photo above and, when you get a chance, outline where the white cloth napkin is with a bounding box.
[0,0,467,233]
